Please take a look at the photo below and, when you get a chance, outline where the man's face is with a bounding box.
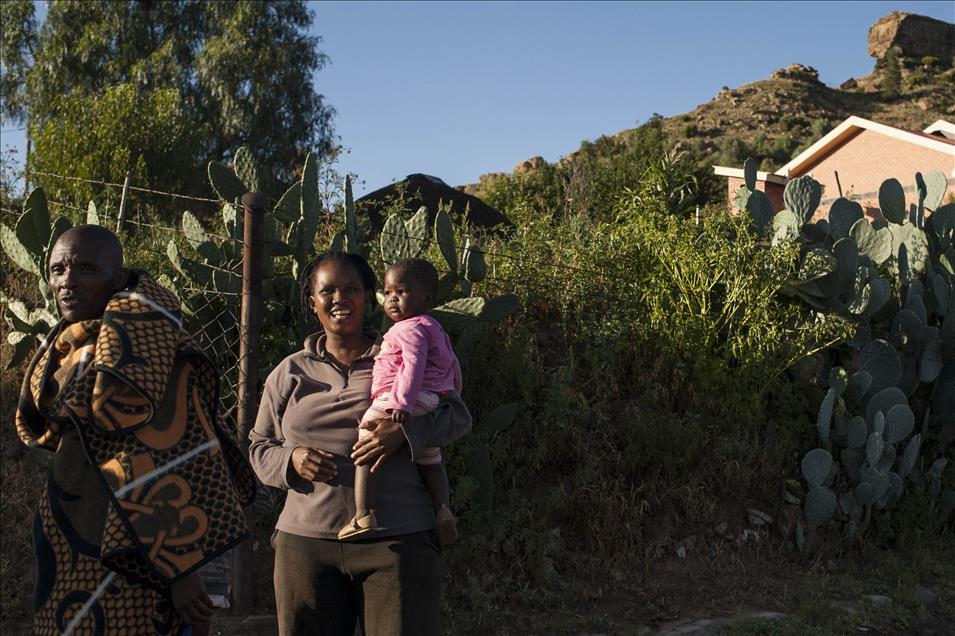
[48,233,122,322]
[382,267,431,322]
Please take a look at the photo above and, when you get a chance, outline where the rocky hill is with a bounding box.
[469,12,954,192]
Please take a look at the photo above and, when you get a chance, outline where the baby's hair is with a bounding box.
[389,258,439,301]
[299,251,378,320]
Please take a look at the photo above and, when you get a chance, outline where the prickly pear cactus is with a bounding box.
[763,162,955,545]
[1,187,73,367]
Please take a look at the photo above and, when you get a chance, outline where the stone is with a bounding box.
[868,12,955,60]
[771,64,821,83]
[840,78,859,90]
[747,508,774,526]
[514,156,547,174]
[864,594,893,606]
[915,585,938,606]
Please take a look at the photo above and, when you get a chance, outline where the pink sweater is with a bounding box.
[371,315,463,413]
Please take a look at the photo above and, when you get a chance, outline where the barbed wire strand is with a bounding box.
[7,174,625,305]
[29,170,220,204]
[14,168,615,282]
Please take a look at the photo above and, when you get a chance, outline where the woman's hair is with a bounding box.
[299,251,378,318]
[389,258,439,301]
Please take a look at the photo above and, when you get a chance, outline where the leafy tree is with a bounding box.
[0,0,35,123]
[4,0,334,201]
[31,84,207,204]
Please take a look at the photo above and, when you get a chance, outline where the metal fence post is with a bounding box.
[232,192,267,612]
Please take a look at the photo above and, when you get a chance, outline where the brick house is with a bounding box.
[713,116,955,220]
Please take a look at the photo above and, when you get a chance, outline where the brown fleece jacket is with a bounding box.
[249,331,472,540]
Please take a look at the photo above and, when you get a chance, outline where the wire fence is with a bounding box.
[3,167,632,405]
[3,184,244,411]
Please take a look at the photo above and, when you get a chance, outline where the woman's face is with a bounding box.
[310,260,369,338]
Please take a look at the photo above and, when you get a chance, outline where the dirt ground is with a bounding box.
[184,543,955,635]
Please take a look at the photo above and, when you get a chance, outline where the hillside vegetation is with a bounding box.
[468,13,954,204]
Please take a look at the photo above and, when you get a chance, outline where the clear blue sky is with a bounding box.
[2,1,953,196]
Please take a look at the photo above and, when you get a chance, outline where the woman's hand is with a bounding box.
[290,446,338,482]
[171,570,214,626]
[352,417,407,473]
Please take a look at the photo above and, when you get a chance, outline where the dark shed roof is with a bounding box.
[356,174,512,234]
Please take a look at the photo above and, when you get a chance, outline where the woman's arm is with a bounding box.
[352,391,472,470]
[248,369,300,490]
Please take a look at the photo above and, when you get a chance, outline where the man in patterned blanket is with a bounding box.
[15,225,255,636]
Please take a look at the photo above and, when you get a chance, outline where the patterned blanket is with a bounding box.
[16,271,255,635]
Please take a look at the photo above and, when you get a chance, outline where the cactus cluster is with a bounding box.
[374,205,518,329]
[0,188,81,367]
[753,163,955,541]
[198,147,519,342]
[732,158,774,235]
[799,362,953,540]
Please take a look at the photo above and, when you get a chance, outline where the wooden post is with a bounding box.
[116,171,131,233]
[231,192,267,613]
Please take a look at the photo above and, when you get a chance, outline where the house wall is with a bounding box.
[791,129,954,221]
[726,176,785,212]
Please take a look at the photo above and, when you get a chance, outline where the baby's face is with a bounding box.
[383,268,431,322]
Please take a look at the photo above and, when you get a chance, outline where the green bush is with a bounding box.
[31,83,209,213]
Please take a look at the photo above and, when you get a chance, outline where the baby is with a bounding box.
[338,258,462,545]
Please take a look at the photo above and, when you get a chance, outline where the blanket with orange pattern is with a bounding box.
[16,271,254,636]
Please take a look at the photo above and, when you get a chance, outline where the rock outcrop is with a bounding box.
[771,64,821,83]
[514,156,547,174]
[868,12,955,59]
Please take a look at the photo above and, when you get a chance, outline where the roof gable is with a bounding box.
[777,116,955,178]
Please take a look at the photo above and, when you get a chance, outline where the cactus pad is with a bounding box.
[864,386,907,425]
[828,198,864,240]
[805,486,837,524]
[380,214,414,265]
[734,186,751,214]
[846,416,868,448]
[919,326,942,383]
[434,210,457,273]
[233,146,260,193]
[1,223,38,274]
[889,309,923,353]
[743,157,757,191]
[771,209,801,245]
[208,161,247,202]
[801,448,833,487]
[878,178,906,224]
[856,339,901,393]
[746,190,774,236]
[849,218,892,265]
[884,403,915,443]
[462,238,487,283]
[784,175,822,225]
[274,182,302,223]
[921,170,947,212]
[405,207,430,251]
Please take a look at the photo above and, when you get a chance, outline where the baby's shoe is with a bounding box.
[338,510,377,541]
[435,504,458,547]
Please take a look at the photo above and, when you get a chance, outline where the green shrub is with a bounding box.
[680,123,699,137]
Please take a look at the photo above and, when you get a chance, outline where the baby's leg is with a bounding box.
[354,427,373,518]
[354,399,390,517]
[416,448,449,512]
[408,391,448,511]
